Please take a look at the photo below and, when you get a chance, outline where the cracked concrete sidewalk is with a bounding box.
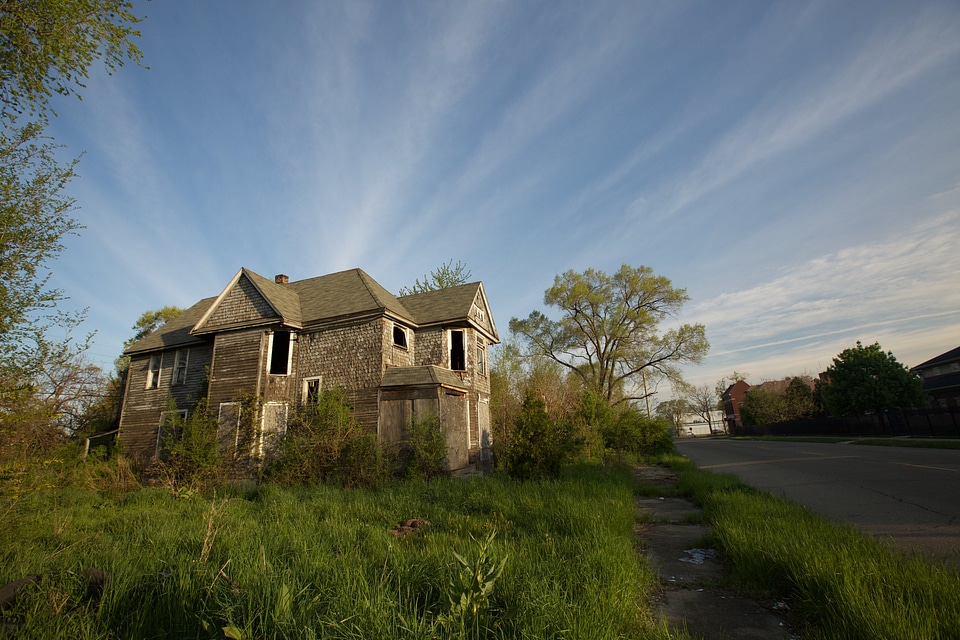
[635,466,799,640]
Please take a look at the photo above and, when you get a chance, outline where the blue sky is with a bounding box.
[47,0,960,397]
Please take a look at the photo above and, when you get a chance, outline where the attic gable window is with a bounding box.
[472,303,485,323]
[269,331,292,375]
[393,325,408,349]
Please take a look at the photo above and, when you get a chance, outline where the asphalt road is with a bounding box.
[674,438,960,564]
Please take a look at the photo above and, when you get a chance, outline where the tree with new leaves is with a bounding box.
[398,259,472,295]
[819,341,926,417]
[510,264,708,406]
[0,1,143,391]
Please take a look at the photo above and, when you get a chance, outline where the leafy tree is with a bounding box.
[655,398,687,435]
[126,306,185,346]
[0,0,144,446]
[398,259,472,295]
[509,264,708,406]
[0,0,143,120]
[739,388,789,426]
[784,377,817,420]
[819,341,926,417]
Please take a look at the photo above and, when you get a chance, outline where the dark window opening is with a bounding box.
[451,330,465,371]
[270,331,291,375]
[393,326,407,348]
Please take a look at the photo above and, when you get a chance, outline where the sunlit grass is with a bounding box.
[658,454,960,639]
[0,463,668,639]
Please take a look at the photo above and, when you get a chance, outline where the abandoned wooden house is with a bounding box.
[118,267,499,472]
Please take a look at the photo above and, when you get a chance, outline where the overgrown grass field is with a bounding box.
[0,461,665,639]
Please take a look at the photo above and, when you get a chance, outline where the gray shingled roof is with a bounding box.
[398,282,480,325]
[124,297,216,355]
[243,268,303,326]
[290,268,414,324]
[125,268,495,354]
[381,365,468,390]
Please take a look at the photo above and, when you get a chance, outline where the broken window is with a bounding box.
[302,376,322,404]
[393,325,408,348]
[173,349,189,385]
[146,354,163,389]
[450,330,465,371]
[269,331,291,375]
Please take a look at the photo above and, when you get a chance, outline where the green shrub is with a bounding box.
[404,414,448,481]
[600,408,672,459]
[504,392,574,480]
[267,386,384,487]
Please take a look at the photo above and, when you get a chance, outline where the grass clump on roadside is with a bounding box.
[0,463,665,639]
[658,454,960,639]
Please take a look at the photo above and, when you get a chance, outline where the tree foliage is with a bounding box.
[819,341,926,417]
[509,264,708,406]
[0,0,144,450]
[0,0,143,120]
[398,259,472,296]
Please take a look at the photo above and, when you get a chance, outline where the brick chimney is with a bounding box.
[275,274,289,284]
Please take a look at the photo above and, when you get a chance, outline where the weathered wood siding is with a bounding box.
[203,275,278,330]
[440,391,469,469]
[295,319,383,431]
[413,328,445,367]
[383,319,416,369]
[208,330,264,408]
[118,343,213,460]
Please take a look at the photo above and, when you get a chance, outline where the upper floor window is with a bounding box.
[173,349,189,385]
[269,331,292,375]
[393,325,408,349]
[450,330,466,371]
[476,338,486,376]
[146,354,163,389]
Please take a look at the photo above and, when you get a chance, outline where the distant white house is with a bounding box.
[678,409,726,437]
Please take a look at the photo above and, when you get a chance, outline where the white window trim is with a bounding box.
[267,330,294,376]
[302,376,323,404]
[259,401,289,458]
[146,353,163,389]
[449,329,466,371]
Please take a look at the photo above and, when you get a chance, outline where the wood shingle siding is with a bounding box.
[118,267,500,472]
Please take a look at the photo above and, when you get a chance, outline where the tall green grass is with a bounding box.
[660,454,960,639]
[0,463,665,639]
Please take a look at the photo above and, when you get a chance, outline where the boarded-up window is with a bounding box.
[260,402,288,458]
[173,349,189,385]
[146,354,163,389]
[269,331,292,375]
[450,330,465,371]
[218,402,241,455]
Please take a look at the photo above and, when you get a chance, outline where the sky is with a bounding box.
[44,0,960,399]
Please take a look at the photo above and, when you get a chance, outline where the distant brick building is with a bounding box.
[721,380,750,433]
[119,268,499,471]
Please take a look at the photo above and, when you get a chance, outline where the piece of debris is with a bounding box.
[390,518,430,537]
[679,548,717,564]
